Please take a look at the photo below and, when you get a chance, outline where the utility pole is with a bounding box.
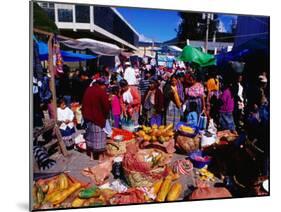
[202,13,213,53]
[205,14,210,53]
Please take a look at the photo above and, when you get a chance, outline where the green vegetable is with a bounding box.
[78,185,100,199]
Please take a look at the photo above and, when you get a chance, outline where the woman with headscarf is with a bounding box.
[206,70,220,122]
[119,79,141,127]
[184,73,206,117]
[163,74,182,126]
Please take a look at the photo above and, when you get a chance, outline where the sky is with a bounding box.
[117,7,237,43]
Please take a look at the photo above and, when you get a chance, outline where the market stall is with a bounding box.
[33,119,267,209]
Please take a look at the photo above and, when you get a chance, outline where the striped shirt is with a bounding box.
[139,79,151,97]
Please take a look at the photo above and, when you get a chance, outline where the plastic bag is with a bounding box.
[198,112,208,130]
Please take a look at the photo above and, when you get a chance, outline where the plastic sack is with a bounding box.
[198,112,208,130]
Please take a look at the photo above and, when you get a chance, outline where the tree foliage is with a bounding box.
[33,2,59,33]
[176,11,234,47]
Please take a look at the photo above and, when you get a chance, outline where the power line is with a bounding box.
[162,32,268,46]
[250,17,269,26]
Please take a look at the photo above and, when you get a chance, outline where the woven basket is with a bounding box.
[122,149,170,187]
[123,165,166,187]
[106,141,127,157]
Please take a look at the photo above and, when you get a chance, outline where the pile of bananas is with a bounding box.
[33,173,82,209]
[179,125,195,134]
[136,124,174,143]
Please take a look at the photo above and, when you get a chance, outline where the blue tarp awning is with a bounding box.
[37,41,96,62]
[215,37,269,66]
[215,49,250,66]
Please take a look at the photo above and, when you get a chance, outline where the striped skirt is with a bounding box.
[84,122,106,152]
[166,101,181,127]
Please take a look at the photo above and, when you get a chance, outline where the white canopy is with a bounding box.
[167,45,182,52]
[61,38,122,56]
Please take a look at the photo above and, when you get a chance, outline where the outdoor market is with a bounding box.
[32,2,269,210]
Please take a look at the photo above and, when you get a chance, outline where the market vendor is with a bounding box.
[119,79,141,127]
[184,73,206,116]
[143,79,164,126]
[206,70,220,121]
[163,74,182,126]
[82,77,111,160]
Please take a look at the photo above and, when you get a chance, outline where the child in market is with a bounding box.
[111,86,121,128]
[57,98,76,149]
[186,101,198,127]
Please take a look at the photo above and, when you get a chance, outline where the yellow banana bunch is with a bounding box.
[180,125,194,134]
[58,174,69,190]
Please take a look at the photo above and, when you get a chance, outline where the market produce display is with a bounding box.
[136,124,176,153]
[176,135,200,153]
[136,124,174,143]
[122,148,170,187]
[217,130,238,142]
[112,128,135,142]
[32,174,84,209]
[196,168,215,182]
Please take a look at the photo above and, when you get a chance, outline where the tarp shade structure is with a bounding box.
[215,49,250,66]
[36,40,96,62]
[163,45,182,52]
[216,37,269,66]
[233,16,269,49]
[234,37,269,53]
[61,38,122,56]
[178,45,216,67]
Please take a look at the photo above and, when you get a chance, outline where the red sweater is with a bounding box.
[82,85,110,128]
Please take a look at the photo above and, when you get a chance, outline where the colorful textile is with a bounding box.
[150,114,162,126]
[171,86,182,108]
[166,101,181,126]
[206,78,219,92]
[120,86,141,115]
[84,122,107,152]
[113,115,120,128]
[219,88,234,113]
[185,83,204,98]
[53,37,64,75]
[112,95,121,116]
[82,84,111,128]
[177,82,185,103]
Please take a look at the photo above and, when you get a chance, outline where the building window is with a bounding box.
[46,9,55,21]
[48,3,54,9]
[58,8,73,22]
[75,5,90,23]
[41,2,48,8]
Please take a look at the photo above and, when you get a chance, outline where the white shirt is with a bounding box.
[237,82,244,102]
[124,66,137,85]
[57,107,74,130]
[116,67,124,75]
[122,88,133,104]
